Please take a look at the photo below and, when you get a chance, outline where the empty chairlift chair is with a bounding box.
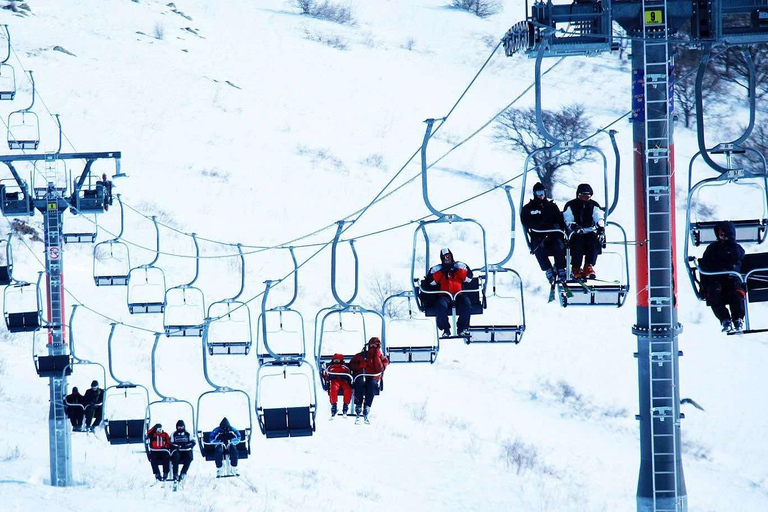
[32,330,72,377]
[0,236,13,286]
[93,195,130,286]
[382,291,439,363]
[0,26,16,101]
[62,210,98,244]
[127,216,166,314]
[7,71,39,150]
[0,177,33,216]
[4,272,42,332]
[206,244,252,355]
[256,363,317,439]
[164,234,205,337]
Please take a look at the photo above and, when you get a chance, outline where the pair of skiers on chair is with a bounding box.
[325,337,389,424]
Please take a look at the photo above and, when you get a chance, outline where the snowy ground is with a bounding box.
[0,1,767,511]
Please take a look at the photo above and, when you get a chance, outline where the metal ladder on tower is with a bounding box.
[642,1,681,510]
[45,192,63,337]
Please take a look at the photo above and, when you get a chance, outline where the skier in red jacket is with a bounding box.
[427,248,473,337]
[349,337,389,425]
[324,353,352,418]
[147,423,172,481]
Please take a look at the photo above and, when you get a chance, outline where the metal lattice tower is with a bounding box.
[638,1,686,510]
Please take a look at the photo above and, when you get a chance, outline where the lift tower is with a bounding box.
[0,150,120,486]
[504,1,768,511]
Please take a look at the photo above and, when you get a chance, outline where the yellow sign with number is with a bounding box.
[645,9,663,25]
[47,202,57,211]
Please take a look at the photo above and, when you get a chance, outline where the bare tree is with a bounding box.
[363,272,405,319]
[492,105,593,194]
[450,0,501,18]
[674,48,723,129]
[743,120,768,169]
[712,44,768,108]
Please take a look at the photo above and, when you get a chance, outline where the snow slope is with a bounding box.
[0,1,766,511]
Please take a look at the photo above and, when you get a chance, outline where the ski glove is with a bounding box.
[596,226,606,246]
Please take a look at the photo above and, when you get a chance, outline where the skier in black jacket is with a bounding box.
[171,420,196,486]
[563,183,605,280]
[63,387,85,431]
[82,380,103,432]
[699,221,746,333]
[520,182,567,284]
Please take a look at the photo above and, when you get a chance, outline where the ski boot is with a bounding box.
[341,403,349,417]
[733,318,745,334]
[583,264,596,280]
[330,403,338,419]
[363,406,371,425]
[556,268,568,284]
[721,319,733,332]
[545,267,557,285]
[571,266,583,280]
[354,405,363,424]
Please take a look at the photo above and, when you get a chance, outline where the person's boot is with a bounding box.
[363,405,371,425]
[557,268,568,284]
[572,266,583,280]
[545,267,556,284]
[583,264,596,280]
[733,318,745,333]
[330,403,338,418]
[341,403,349,417]
[721,319,733,332]
[355,405,363,424]
[216,467,224,478]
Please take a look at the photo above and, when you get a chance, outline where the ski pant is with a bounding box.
[434,294,471,333]
[172,450,193,479]
[353,376,379,408]
[66,408,84,429]
[569,232,600,268]
[150,451,171,479]
[85,405,102,428]
[329,379,352,405]
[705,278,745,322]
[531,236,566,272]
[214,443,238,468]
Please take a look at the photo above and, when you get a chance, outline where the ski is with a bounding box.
[560,282,574,298]
[574,279,594,293]
[547,282,557,303]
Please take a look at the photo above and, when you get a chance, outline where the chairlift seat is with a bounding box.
[8,140,39,150]
[386,345,437,364]
[418,277,484,316]
[0,91,13,101]
[128,302,165,314]
[6,311,40,332]
[560,282,627,307]
[94,275,129,286]
[691,219,768,246]
[208,342,250,356]
[0,266,9,286]
[200,430,250,460]
[63,232,97,244]
[741,252,768,303]
[105,419,147,445]
[466,325,524,344]
[258,352,304,365]
[165,325,203,337]
[0,185,32,216]
[35,355,72,377]
[261,407,314,438]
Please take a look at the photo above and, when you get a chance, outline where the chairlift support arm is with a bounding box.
[330,221,359,307]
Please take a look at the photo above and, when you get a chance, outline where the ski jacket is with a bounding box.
[427,261,471,296]
[563,198,604,231]
[325,363,352,381]
[700,222,745,276]
[171,430,196,451]
[82,388,103,407]
[63,391,84,410]
[349,347,389,381]
[211,425,241,445]
[147,426,172,450]
[521,198,566,243]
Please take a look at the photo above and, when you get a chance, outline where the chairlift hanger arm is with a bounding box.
[1,25,10,65]
[183,233,200,287]
[71,158,95,200]
[606,129,621,217]
[259,281,284,363]
[330,221,359,307]
[421,118,445,218]
[1,161,30,197]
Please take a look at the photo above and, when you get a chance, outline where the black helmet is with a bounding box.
[533,182,546,194]
[90,380,99,388]
[176,420,185,429]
